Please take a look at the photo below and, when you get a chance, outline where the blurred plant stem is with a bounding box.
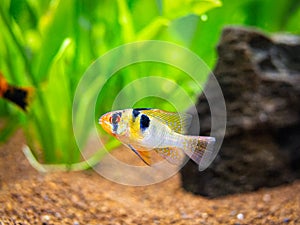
[23,138,121,172]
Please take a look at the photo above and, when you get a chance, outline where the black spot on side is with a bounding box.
[132,109,140,119]
[140,114,150,131]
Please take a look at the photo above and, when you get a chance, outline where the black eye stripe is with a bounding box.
[111,112,122,133]
[112,123,118,133]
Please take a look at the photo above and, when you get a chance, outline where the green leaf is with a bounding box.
[32,0,73,83]
[117,0,135,42]
[136,17,169,40]
[0,116,20,142]
[285,5,300,33]
[162,0,222,19]
[168,14,199,46]
[9,0,38,31]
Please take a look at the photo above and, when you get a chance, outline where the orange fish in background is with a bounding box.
[0,72,33,111]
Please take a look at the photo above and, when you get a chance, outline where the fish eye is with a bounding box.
[114,116,120,123]
[111,113,121,124]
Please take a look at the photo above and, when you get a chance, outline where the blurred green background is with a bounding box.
[0,0,299,169]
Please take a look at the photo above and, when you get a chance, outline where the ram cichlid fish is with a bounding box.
[99,108,216,170]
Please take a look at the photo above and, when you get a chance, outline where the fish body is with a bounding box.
[99,108,216,170]
[0,72,33,111]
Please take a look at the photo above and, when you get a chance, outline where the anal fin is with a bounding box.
[154,147,185,165]
[127,144,151,166]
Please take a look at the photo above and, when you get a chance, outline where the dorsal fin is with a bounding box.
[133,108,151,111]
[141,109,192,134]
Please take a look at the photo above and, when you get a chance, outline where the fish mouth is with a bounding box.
[98,116,104,125]
[99,114,113,135]
[98,113,109,125]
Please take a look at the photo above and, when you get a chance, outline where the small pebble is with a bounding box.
[153,216,160,224]
[263,194,271,202]
[237,213,244,220]
[55,212,62,218]
[181,212,191,219]
[201,212,208,219]
[230,210,237,216]
[41,215,51,224]
[283,218,290,223]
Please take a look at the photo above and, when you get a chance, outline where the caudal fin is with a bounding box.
[183,136,216,171]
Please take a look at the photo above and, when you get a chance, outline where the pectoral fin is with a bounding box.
[154,147,185,165]
[127,144,151,165]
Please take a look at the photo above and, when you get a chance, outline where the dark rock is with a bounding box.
[181,26,300,198]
